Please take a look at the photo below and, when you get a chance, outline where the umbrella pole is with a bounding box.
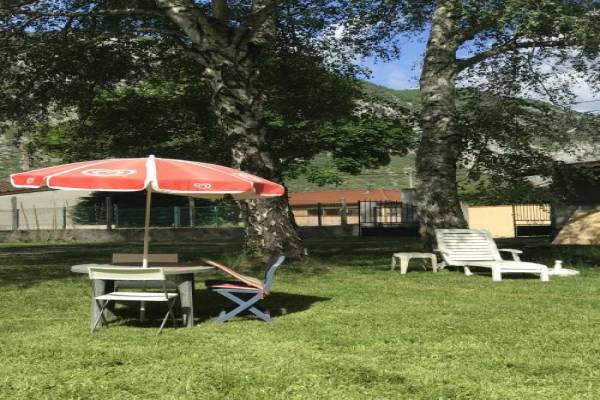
[142,187,153,268]
[140,187,152,321]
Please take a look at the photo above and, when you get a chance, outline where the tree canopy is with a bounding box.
[339,0,600,242]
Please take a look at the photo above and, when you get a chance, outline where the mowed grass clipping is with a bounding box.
[0,237,599,400]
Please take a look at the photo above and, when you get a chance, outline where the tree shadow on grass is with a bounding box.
[111,290,331,326]
[0,264,76,288]
[0,240,244,288]
[197,290,331,322]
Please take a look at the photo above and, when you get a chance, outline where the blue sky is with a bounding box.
[361,35,427,90]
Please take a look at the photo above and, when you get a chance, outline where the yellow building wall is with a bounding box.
[467,205,515,238]
[292,207,359,226]
[292,204,550,238]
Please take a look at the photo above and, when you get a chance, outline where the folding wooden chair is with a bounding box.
[204,256,285,323]
[88,267,179,335]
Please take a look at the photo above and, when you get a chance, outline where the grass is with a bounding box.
[1,236,600,399]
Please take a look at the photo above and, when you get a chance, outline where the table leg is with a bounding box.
[430,255,438,273]
[391,256,397,271]
[400,256,409,274]
[177,274,195,328]
[90,279,115,331]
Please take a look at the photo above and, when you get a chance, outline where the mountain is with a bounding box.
[359,81,421,110]
[285,153,417,192]
[3,80,598,197]
[286,81,600,195]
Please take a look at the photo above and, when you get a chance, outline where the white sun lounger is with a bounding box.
[435,229,549,282]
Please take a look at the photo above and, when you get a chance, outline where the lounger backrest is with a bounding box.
[435,229,502,265]
[89,267,166,281]
[263,256,285,291]
[201,259,265,290]
[112,253,178,264]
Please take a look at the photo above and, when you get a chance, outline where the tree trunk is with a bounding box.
[207,61,307,259]
[156,0,307,259]
[416,0,468,248]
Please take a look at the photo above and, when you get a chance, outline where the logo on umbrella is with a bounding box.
[81,169,137,177]
[192,183,212,189]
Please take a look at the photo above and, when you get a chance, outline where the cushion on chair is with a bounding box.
[201,259,264,290]
[205,279,263,291]
[208,283,262,291]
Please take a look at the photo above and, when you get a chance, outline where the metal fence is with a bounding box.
[512,203,552,237]
[0,204,242,230]
[1,201,413,230]
[358,201,419,236]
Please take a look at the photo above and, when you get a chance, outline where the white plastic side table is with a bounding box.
[391,252,438,274]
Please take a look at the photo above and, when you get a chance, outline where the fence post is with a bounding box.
[174,206,181,228]
[340,200,348,226]
[188,197,195,227]
[113,204,119,228]
[62,207,67,230]
[105,197,113,230]
[317,203,322,227]
[52,202,57,231]
[358,201,362,236]
[512,204,518,238]
[20,202,30,230]
[214,205,220,227]
[32,205,40,230]
[11,196,18,231]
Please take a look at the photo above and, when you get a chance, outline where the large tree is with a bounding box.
[0,0,363,259]
[348,0,599,245]
[30,52,414,196]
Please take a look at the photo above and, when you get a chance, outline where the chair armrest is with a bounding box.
[433,249,452,265]
[498,248,523,261]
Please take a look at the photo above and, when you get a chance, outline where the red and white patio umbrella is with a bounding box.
[10,155,284,266]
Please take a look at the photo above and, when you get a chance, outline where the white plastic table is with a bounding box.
[71,263,214,330]
[391,252,438,274]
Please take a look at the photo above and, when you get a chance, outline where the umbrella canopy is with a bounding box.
[10,155,284,199]
[10,155,284,267]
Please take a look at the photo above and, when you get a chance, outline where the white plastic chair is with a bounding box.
[88,267,179,335]
[435,229,550,282]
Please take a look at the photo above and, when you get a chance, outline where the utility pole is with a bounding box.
[403,167,414,188]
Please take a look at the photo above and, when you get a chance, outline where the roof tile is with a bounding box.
[289,188,404,206]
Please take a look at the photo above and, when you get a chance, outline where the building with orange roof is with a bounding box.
[289,188,415,226]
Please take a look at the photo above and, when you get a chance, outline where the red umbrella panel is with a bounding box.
[10,156,284,198]
[10,156,285,266]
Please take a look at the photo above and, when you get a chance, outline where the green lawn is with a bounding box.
[1,237,599,400]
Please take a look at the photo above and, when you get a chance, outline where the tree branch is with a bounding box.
[11,8,165,33]
[0,1,37,12]
[457,37,569,71]
[132,27,186,38]
[212,0,230,23]
[155,0,218,46]
[17,8,163,18]
[233,0,278,46]
[457,10,504,44]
